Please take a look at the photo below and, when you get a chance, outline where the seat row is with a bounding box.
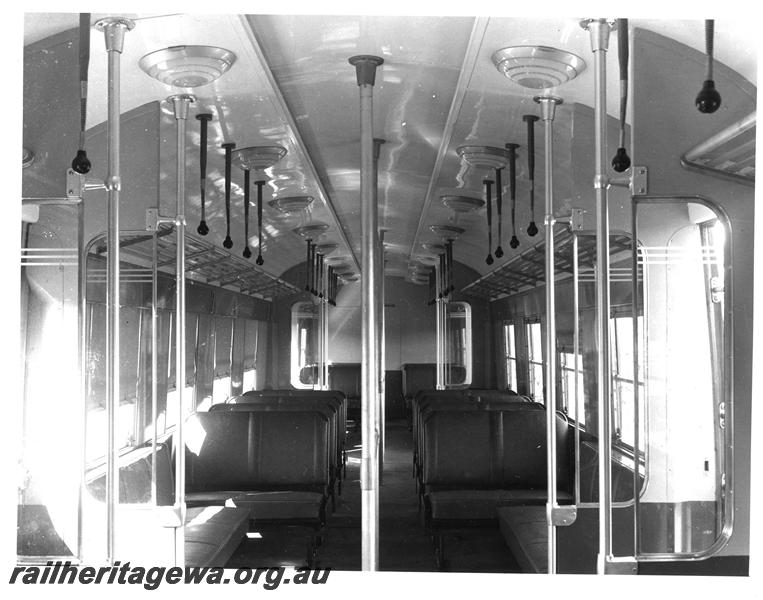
[85,389,347,567]
[411,389,572,569]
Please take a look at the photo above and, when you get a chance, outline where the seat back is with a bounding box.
[184,411,329,494]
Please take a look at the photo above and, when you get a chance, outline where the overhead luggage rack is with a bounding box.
[89,227,301,300]
[460,229,634,301]
[681,111,755,186]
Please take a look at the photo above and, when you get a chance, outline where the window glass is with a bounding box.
[503,322,517,391]
[445,302,472,386]
[561,351,585,426]
[526,321,544,403]
[633,199,730,557]
[291,301,319,389]
[610,315,645,449]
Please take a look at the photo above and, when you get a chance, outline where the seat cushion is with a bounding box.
[228,491,325,523]
[186,491,241,507]
[183,506,250,567]
[427,489,574,521]
[497,506,548,573]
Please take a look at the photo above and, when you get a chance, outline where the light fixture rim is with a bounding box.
[138,44,237,87]
[233,145,288,171]
[268,195,314,214]
[491,45,586,89]
[293,222,330,238]
[457,145,511,169]
[441,195,486,212]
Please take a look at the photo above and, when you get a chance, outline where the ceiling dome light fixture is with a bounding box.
[139,45,237,88]
[293,222,330,238]
[441,195,485,213]
[316,243,338,256]
[492,46,586,89]
[457,145,511,170]
[269,196,314,214]
[430,224,466,240]
[233,146,287,172]
[421,242,446,254]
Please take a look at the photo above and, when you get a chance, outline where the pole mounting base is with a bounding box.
[349,55,384,86]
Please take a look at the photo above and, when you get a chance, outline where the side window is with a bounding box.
[503,322,517,391]
[445,302,472,387]
[526,320,544,403]
[291,301,319,389]
[610,314,645,449]
[560,349,585,426]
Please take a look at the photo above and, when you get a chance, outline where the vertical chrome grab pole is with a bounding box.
[350,54,383,571]
[573,233,581,505]
[77,189,86,562]
[168,93,195,567]
[535,94,563,574]
[151,232,158,505]
[631,199,641,558]
[581,18,615,574]
[374,140,386,475]
[94,16,134,565]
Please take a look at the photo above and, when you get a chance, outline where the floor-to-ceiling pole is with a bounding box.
[94,15,134,565]
[581,18,615,574]
[168,93,195,567]
[349,54,384,571]
[535,94,563,574]
[374,139,386,478]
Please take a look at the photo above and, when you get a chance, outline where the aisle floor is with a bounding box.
[226,419,519,572]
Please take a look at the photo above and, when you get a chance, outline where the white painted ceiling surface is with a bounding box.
[23,13,758,282]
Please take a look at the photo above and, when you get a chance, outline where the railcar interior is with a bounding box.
[16,9,757,579]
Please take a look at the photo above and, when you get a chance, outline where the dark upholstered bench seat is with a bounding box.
[497,506,548,573]
[184,506,250,567]
[428,490,573,521]
[186,489,326,522]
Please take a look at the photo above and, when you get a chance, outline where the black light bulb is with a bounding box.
[611,147,631,173]
[197,220,209,236]
[256,255,264,266]
[527,221,538,237]
[509,236,520,249]
[696,80,721,114]
[495,246,504,259]
[223,236,233,249]
[243,247,252,259]
[486,254,494,266]
[71,149,91,174]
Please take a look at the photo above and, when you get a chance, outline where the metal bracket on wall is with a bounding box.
[548,504,578,527]
[145,208,176,231]
[601,555,638,574]
[609,165,648,196]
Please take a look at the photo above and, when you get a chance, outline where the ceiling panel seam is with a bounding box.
[238,14,361,274]
[406,16,490,267]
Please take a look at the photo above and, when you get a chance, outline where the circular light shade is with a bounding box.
[233,146,287,171]
[430,224,466,239]
[269,196,314,214]
[421,242,446,254]
[325,255,349,265]
[457,145,511,169]
[293,222,330,238]
[316,243,338,256]
[411,254,439,266]
[139,45,237,87]
[492,45,586,89]
[441,195,484,213]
